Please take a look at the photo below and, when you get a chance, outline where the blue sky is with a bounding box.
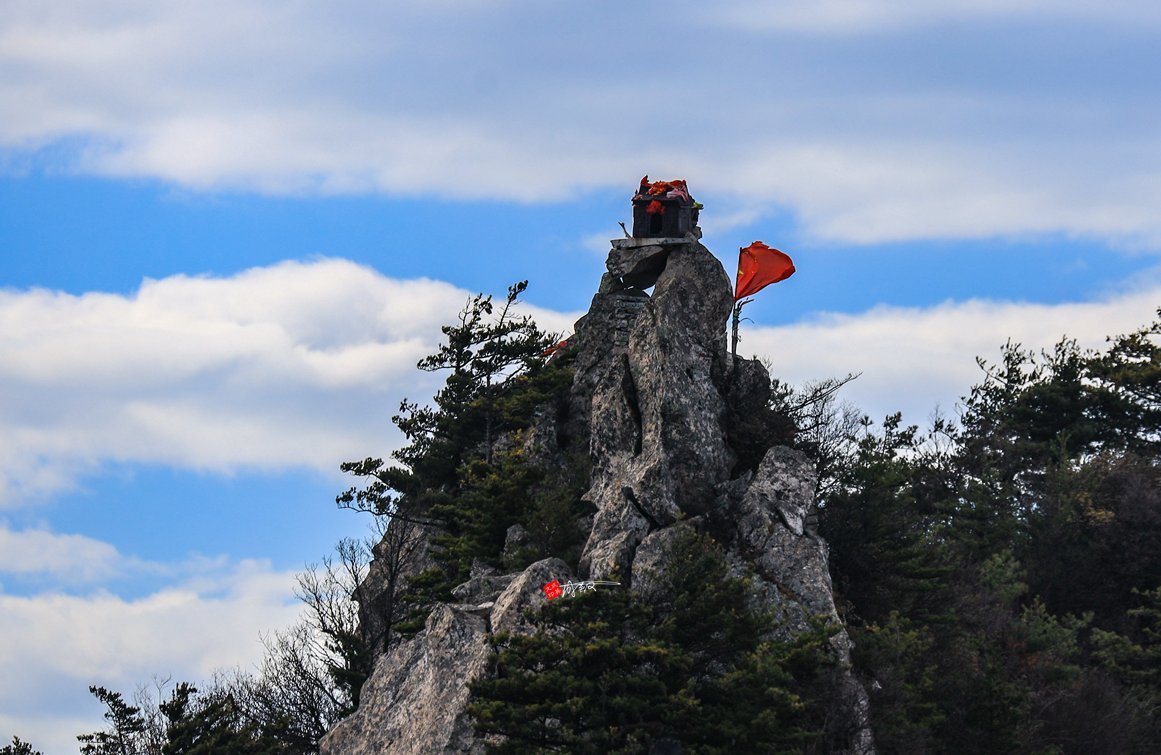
[3,2,1161,751]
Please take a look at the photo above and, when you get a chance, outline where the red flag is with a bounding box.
[734,241,795,300]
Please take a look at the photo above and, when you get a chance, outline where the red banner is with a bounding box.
[734,241,795,300]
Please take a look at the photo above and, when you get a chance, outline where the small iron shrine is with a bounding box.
[631,177,701,238]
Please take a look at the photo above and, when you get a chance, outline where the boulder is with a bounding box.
[489,557,572,635]
[319,605,490,755]
[605,240,671,289]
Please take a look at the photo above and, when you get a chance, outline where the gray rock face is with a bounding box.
[489,557,571,635]
[632,243,735,513]
[451,571,515,606]
[356,520,440,656]
[326,231,874,753]
[629,523,697,602]
[319,605,490,755]
[727,446,843,636]
[578,239,737,581]
[320,558,571,755]
[605,238,672,289]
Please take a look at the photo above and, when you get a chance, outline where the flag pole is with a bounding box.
[732,240,794,369]
[731,297,752,363]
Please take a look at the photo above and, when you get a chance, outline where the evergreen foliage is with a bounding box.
[0,738,41,755]
[337,281,585,626]
[158,683,279,755]
[336,281,564,522]
[820,309,1161,753]
[819,413,958,627]
[469,530,844,753]
[76,679,317,755]
[78,686,148,755]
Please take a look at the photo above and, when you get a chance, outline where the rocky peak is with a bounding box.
[322,226,874,754]
[576,234,735,580]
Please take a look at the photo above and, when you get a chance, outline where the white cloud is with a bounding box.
[703,0,1161,35]
[0,524,123,583]
[0,523,308,753]
[0,253,1154,510]
[742,279,1161,426]
[0,554,303,755]
[3,2,1161,247]
[0,561,298,680]
[0,259,581,508]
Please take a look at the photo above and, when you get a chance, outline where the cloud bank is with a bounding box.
[2,257,1156,510]
[744,281,1161,425]
[0,538,302,755]
[3,1,1161,247]
[0,258,577,508]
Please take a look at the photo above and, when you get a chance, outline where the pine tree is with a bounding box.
[818,413,957,626]
[159,683,278,755]
[0,738,42,755]
[338,281,579,623]
[77,686,147,755]
[337,281,558,522]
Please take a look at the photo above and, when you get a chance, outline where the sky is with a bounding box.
[2,2,1161,751]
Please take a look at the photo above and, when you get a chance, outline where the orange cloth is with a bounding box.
[734,241,795,300]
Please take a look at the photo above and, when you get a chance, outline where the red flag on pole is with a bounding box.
[734,241,795,300]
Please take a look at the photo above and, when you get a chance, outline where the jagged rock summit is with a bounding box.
[322,219,873,753]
